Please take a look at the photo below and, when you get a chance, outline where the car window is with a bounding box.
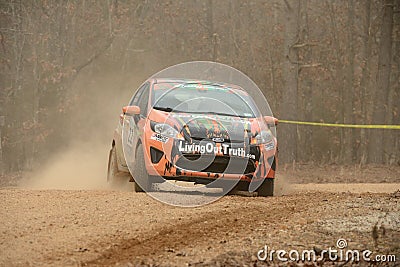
[129,82,147,106]
[153,82,258,118]
[137,83,150,116]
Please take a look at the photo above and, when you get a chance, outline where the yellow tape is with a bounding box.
[279,120,400,129]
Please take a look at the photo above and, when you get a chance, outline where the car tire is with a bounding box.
[107,146,128,188]
[132,144,153,192]
[257,178,274,197]
[227,181,249,195]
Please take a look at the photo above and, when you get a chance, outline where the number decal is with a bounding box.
[127,126,134,147]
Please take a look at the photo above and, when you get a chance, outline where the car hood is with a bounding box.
[148,109,268,142]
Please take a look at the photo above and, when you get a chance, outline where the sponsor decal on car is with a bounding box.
[151,133,169,143]
[178,140,255,159]
[170,114,252,125]
[212,137,224,143]
[127,127,135,147]
[264,142,275,151]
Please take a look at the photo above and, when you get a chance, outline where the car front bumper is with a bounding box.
[144,134,277,183]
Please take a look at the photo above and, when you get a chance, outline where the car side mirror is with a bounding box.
[122,106,140,116]
[264,116,278,127]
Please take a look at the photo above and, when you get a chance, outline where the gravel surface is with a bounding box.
[1,167,399,266]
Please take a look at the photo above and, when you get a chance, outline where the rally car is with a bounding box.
[107,79,278,196]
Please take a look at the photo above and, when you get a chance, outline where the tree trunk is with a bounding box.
[296,0,313,163]
[342,0,355,164]
[0,115,4,175]
[281,0,300,164]
[368,0,394,163]
[383,0,400,165]
[207,0,216,61]
[359,0,372,165]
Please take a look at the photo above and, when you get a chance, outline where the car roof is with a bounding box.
[151,78,245,91]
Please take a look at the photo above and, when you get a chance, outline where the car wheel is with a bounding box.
[257,178,274,197]
[107,146,128,188]
[227,181,249,195]
[132,144,153,192]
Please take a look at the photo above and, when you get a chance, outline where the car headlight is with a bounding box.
[251,130,273,145]
[151,122,184,140]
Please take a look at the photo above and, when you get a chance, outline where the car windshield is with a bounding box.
[152,82,258,118]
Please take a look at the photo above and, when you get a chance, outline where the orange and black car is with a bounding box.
[107,79,278,196]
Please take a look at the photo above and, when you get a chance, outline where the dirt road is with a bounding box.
[1,179,399,267]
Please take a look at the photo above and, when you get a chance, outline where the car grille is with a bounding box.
[175,154,256,174]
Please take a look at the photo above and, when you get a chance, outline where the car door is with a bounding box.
[117,82,149,167]
[126,82,150,161]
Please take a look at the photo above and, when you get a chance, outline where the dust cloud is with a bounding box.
[21,67,141,190]
[22,142,109,190]
[274,173,293,196]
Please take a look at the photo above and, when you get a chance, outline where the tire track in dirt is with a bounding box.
[82,193,327,266]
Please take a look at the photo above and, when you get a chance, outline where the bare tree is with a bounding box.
[358,0,373,164]
[368,0,394,163]
[281,0,300,164]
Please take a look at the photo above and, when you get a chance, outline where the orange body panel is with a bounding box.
[115,78,278,184]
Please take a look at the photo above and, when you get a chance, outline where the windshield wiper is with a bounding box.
[184,110,253,118]
[153,106,253,117]
[153,106,173,112]
[153,106,185,113]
